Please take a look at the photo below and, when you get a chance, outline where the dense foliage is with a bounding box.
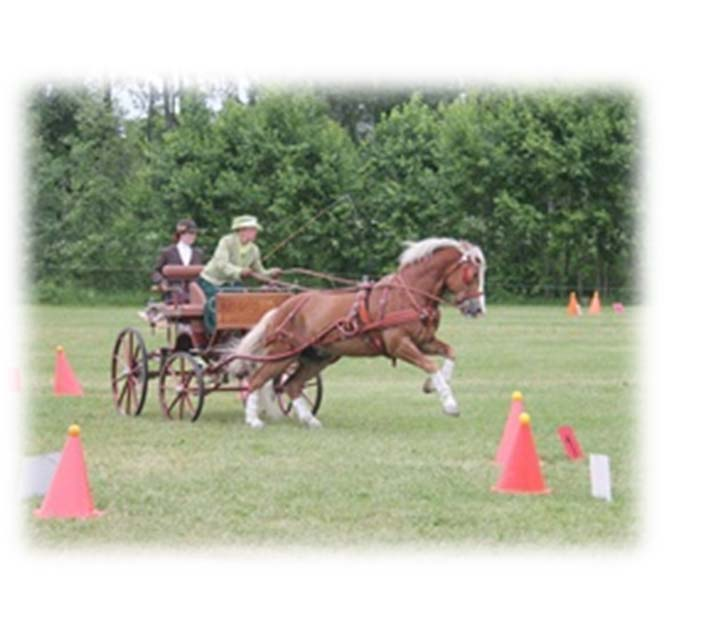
[26,84,638,303]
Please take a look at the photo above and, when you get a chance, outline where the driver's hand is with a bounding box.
[239,268,252,279]
[267,267,283,279]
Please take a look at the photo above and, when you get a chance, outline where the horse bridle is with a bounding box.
[442,254,484,304]
[386,254,483,319]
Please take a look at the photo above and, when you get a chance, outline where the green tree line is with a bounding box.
[26,83,638,303]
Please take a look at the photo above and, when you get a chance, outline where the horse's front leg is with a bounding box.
[390,337,459,417]
[420,338,456,394]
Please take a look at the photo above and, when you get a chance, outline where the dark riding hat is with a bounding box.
[176,219,199,233]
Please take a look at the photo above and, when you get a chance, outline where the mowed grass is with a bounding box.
[22,304,638,549]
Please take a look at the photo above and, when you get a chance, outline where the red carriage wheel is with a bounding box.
[158,351,205,422]
[274,361,323,417]
[111,327,149,416]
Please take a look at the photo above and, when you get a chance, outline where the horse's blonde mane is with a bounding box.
[398,237,485,269]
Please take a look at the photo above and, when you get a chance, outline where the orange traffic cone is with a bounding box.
[566,292,581,316]
[494,391,524,464]
[54,345,83,396]
[34,424,103,519]
[492,413,551,495]
[588,291,601,315]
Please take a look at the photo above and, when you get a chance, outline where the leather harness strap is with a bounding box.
[218,252,482,368]
[350,279,443,356]
[347,283,387,355]
[338,258,480,357]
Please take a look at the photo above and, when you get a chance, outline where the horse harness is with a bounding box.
[336,249,483,356]
[231,251,481,365]
[337,280,438,357]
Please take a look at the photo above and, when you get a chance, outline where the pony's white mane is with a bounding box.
[398,238,487,305]
[398,237,485,269]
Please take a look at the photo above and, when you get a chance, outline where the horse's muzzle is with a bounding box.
[459,297,485,318]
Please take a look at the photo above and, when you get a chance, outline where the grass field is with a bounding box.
[22,304,638,549]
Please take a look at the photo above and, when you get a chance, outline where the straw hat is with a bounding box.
[231,215,262,231]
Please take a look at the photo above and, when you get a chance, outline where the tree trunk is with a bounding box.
[543,198,554,298]
[595,250,602,294]
[146,82,156,142]
[163,79,177,129]
[103,82,112,111]
[563,244,571,297]
[577,264,583,298]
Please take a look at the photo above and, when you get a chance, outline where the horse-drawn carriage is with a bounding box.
[110,265,323,422]
[111,238,486,428]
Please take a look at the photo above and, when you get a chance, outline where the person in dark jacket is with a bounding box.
[151,218,205,303]
[139,219,205,327]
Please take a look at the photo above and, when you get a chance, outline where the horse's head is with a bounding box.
[443,243,487,318]
[398,238,487,317]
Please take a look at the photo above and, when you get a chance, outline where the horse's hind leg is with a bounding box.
[244,358,291,429]
[280,354,339,428]
[419,338,456,394]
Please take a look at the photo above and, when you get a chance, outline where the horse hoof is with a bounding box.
[422,378,434,394]
[305,417,323,429]
[247,418,265,429]
[443,401,460,417]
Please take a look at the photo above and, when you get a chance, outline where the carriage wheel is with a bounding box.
[158,352,205,422]
[111,327,149,416]
[274,362,323,416]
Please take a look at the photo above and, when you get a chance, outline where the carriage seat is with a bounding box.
[161,264,204,281]
[160,265,206,319]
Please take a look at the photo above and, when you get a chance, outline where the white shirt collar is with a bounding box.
[176,241,193,265]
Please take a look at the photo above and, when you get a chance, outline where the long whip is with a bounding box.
[262,194,352,262]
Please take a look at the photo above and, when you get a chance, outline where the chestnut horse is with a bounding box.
[230,237,486,428]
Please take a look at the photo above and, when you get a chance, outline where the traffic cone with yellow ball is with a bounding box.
[494,391,524,464]
[53,345,83,396]
[492,413,551,495]
[34,424,103,519]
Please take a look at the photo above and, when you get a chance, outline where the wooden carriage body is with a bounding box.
[214,291,290,331]
[155,264,290,350]
[110,264,321,422]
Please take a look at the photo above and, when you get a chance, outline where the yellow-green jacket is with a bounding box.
[200,234,270,286]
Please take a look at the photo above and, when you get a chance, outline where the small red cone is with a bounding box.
[566,292,581,316]
[588,291,601,315]
[494,391,524,464]
[492,413,551,495]
[34,425,103,519]
[54,345,83,396]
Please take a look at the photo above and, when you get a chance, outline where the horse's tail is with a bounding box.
[226,307,279,379]
[225,307,285,421]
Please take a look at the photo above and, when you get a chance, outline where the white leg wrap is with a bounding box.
[257,381,284,420]
[245,391,265,429]
[423,359,455,393]
[431,370,460,416]
[441,358,455,382]
[292,397,322,428]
